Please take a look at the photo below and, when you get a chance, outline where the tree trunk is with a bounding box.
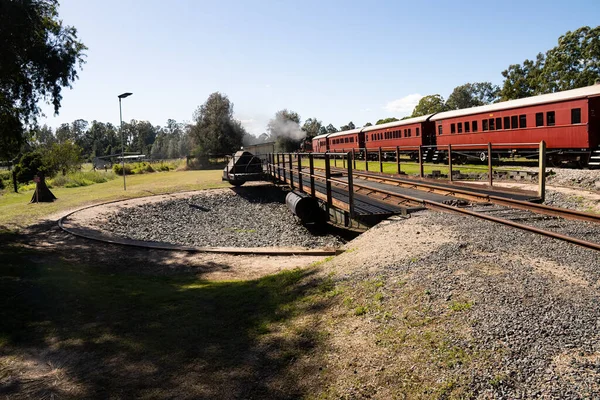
[30,172,57,203]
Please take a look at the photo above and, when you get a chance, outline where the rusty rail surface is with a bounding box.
[320,166,600,225]
[268,154,600,252]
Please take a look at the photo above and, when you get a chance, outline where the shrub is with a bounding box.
[50,170,116,188]
[113,163,132,176]
[13,152,49,183]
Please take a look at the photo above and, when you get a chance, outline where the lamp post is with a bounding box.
[118,92,133,190]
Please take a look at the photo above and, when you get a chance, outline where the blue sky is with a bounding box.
[40,0,600,136]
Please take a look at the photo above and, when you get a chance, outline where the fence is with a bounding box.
[266,141,548,216]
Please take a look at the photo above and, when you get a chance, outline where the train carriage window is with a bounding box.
[547,111,555,126]
[472,121,478,132]
[504,116,510,130]
[571,108,581,124]
[345,137,349,143]
[482,120,488,131]
[457,122,463,133]
[416,127,420,137]
[404,129,407,137]
[489,118,495,130]
[451,123,456,134]
[465,121,470,133]
[496,117,502,130]
[511,116,518,129]
[519,115,527,128]
[536,112,544,127]
[438,125,443,135]
[408,128,412,137]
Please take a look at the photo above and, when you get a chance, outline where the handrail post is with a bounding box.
[488,143,493,187]
[282,153,286,183]
[325,153,332,214]
[334,151,337,167]
[379,147,383,173]
[309,153,315,197]
[276,153,281,181]
[365,149,369,172]
[538,140,546,202]
[418,146,424,178]
[297,153,303,192]
[347,152,354,220]
[352,148,356,169]
[448,144,453,182]
[289,153,294,189]
[396,146,400,175]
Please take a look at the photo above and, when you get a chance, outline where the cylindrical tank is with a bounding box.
[285,191,324,224]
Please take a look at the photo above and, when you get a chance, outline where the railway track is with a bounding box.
[285,164,600,252]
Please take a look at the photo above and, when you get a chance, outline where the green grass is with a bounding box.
[0,234,324,398]
[0,169,230,229]
[303,158,518,176]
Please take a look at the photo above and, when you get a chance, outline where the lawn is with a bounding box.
[0,169,230,229]
[301,157,519,176]
[0,230,326,398]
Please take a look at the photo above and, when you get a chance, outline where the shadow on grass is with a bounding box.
[0,228,328,399]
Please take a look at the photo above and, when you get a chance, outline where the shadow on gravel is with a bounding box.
[0,225,328,399]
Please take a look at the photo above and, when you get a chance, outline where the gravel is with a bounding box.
[102,187,345,249]
[329,210,600,398]
[543,168,600,191]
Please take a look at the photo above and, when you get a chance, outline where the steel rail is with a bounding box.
[268,162,600,251]
[317,166,600,224]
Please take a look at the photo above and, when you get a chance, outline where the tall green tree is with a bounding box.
[301,118,323,139]
[0,0,86,159]
[500,26,600,100]
[411,95,447,117]
[339,121,355,131]
[325,124,338,133]
[499,53,545,100]
[542,26,600,92]
[190,92,246,155]
[376,117,399,125]
[43,140,82,175]
[446,82,500,110]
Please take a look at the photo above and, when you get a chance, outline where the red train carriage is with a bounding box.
[312,132,331,153]
[327,128,365,153]
[431,85,600,166]
[362,115,436,159]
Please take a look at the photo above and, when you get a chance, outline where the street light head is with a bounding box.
[118,92,133,99]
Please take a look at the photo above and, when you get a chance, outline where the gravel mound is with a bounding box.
[332,211,600,398]
[544,168,600,191]
[102,187,345,248]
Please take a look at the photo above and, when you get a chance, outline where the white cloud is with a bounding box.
[384,93,423,114]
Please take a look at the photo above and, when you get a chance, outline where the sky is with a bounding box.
[40,0,600,137]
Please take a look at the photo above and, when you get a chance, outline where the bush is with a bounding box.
[113,163,133,176]
[50,170,116,188]
[13,152,48,183]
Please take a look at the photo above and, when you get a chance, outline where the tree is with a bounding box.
[318,126,328,135]
[190,92,246,155]
[44,140,82,175]
[267,109,303,152]
[411,95,447,117]
[364,122,373,127]
[339,121,355,131]
[499,53,545,101]
[0,0,86,159]
[446,82,500,110]
[325,124,338,133]
[376,117,399,125]
[302,118,323,139]
[499,26,600,100]
[542,26,600,92]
